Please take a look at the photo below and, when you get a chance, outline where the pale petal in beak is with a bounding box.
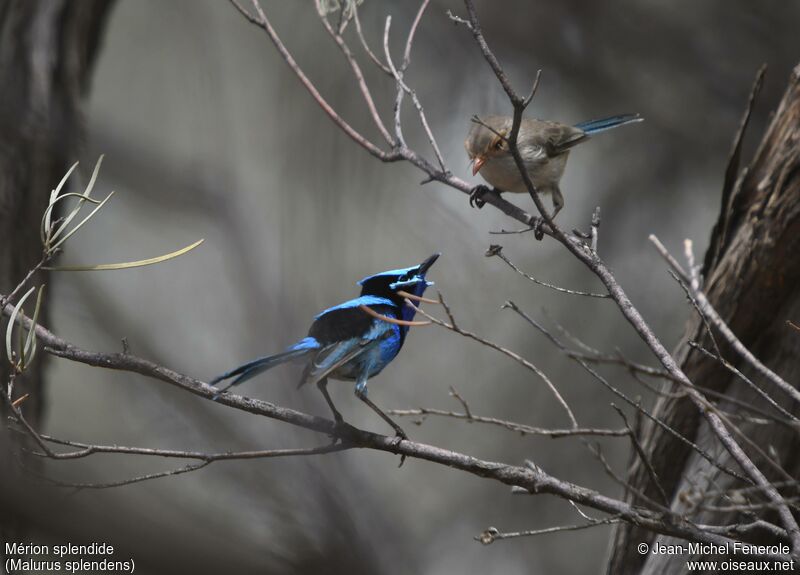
[472,155,486,176]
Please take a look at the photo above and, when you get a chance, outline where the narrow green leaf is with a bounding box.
[46,239,205,271]
[49,190,115,252]
[41,193,103,247]
[49,155,105,245]
[42,161,79,244]
[17,322,24,369]
[5,286,35,363]
[54,161,80,196]
[42,188,60,245]
[22,284,45,362]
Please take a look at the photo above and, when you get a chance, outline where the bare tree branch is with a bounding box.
[4,297,790,556]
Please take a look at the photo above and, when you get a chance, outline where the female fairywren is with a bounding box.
[464,114,642,217]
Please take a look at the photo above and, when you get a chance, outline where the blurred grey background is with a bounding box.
[8,1,799,573]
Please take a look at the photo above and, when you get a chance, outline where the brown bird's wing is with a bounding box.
[539,121,587,156]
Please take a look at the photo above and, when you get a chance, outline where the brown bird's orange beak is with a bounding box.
[472,155,486,176]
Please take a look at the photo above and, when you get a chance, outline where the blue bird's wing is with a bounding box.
[298,335,384,388]
[300,298,400,388]
[309,295,395,344]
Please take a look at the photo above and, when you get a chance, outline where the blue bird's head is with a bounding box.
[359,253,439,320]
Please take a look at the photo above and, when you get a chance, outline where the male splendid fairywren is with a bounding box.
[211,254,440,440]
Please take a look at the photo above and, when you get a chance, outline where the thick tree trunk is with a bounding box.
[0,0,113,535]
[608,64,800,573]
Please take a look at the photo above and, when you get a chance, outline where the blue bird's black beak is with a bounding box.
[417,253,440,275]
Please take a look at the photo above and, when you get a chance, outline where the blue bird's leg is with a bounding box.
[316,377,343,423]
[354,373,408,441]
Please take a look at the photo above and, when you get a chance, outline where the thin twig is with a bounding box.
[229,0,395,161]
[652,234,800,407]
[612,405,669,505]
[448,385,472,418]
[407,295,579,428]
[0,253,50,310]
[486,244,609,298]
[383,16,406,148]
[30,434,350,462]
[503,300,749,483]
[477,515,623,544]
[488,226,537,235]
[584,440,670,511]
[388,407,628,438]
[688,341,799,425]
[318,9,393,145]
[352,5,392,74]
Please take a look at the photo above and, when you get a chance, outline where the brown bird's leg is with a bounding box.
[550,187,564,220]
[534,186,564,240]
[469,184,497,209]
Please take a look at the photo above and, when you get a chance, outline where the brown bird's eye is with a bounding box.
[491,137,503,150]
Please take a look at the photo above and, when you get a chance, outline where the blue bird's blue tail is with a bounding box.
[575,113,642,135]
[211,337,319,396]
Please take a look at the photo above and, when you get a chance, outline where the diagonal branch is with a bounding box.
[454,5,800,547]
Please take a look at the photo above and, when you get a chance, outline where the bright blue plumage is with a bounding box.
[357,267,419,284]
[211,253,440,438]
[314,295,395,319]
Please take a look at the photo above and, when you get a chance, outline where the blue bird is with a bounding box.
[210,253,440,439]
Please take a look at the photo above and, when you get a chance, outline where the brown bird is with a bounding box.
[465,113,642,216]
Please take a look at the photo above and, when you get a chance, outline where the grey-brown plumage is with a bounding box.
[465,114,642,217]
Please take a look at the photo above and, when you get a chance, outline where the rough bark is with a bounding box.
[0,0,113,534]
[608,64,800,573]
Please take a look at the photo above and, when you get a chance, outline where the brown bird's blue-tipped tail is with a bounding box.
[574,113,643,135]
